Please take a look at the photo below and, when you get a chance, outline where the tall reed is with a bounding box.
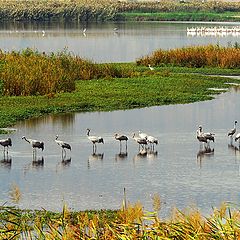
[0,0,239,22]
[0,49,135,96]
[137,45,240,68]
[1,202,240,239]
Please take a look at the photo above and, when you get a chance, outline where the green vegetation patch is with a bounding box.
[0,70,239,128]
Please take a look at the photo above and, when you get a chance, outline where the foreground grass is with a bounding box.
[0,68,240,129]
[1,202,240,239]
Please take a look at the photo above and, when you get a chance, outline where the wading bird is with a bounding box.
[235,133,240,146]
[148,64,154,71]
[22,136,44,157]
[0,138,12,156]
[196,126,207,145]
[55,135,71,158]
[228,120,237,138]
[114,133,128,150]
[133,133,148,149]
[86,128,104,152]
[139,131,148,140]
[147,135,158,149]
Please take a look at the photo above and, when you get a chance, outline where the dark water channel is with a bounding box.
[0,85,240,217]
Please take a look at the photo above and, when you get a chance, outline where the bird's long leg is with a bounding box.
[125,141,127,152]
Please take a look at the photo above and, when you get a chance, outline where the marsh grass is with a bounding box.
[0,66,240,129]
[0,0,240,22]
[1,201,240,239]
[137,45,240,68]
[0,49,135,96]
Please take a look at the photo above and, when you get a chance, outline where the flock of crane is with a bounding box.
[0,128,159,159]
[196,120,240,148]
[0,122,239,161]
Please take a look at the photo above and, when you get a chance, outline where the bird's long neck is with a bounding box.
[87,130,90,136]
[23,137,30,144]
[234,122,237,129]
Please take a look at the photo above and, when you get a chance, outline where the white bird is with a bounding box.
[86,128,104,151]
[0,138,12,155]
[196,126,207,144]
[22,136,44,157]
[147,135,158,149]
[114,133,128,149]
[200,126,215,142]
[55,135,71,158]
[139,131,148,140]
[235,133,240,145]
[228,120,237,137]
[133,133,148,149]
[148,64,154,71]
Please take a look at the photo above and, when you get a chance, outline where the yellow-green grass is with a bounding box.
[1,202,240,239]
[0,0,240,22]
[0,71,239,130]
[137,44,240,68]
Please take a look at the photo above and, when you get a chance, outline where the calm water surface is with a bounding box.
[0,86,240,217]
[0,21,240,62]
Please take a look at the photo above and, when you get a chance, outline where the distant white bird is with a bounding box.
[235,133,240,145]
[0,138,12,155]
[147,135,158,149]
[148,64,154,71]
[55,135,71,157]
[114,133,128,149]
[86,128,104,151]
[83,28,87,33]
[139,131,148,140]
[228,120,237,138]
[22,136,44,156]
[133,133,148,149]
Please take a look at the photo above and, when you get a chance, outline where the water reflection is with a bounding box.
[32,156,44,168]
[61,157,71,167]
[147,149,158,161]
[88,152,104,169]
[115,150,128,162]
[0,156,12,170]
[133,149,148,163]
[197,147,214,168]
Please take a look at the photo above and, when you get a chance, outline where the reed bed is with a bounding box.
[0,0,239,22]
[0,49,134,96]
[1,202,240,239]
[137,45,240,68]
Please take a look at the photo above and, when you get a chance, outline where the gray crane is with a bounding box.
[22,136,44,157]
[55,135,71,158]
[0,138,12,156]
[86,128,104,152]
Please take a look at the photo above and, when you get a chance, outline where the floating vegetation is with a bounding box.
[137,45,240,68]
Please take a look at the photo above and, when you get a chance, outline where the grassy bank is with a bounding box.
[0,68,240,129]
[1,202,240,239]
[0,47,240,130]
[119,11,239,22]
[0,0,240,22]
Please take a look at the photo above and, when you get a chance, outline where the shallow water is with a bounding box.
[0,21,240,62]
[0,86,240,217]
